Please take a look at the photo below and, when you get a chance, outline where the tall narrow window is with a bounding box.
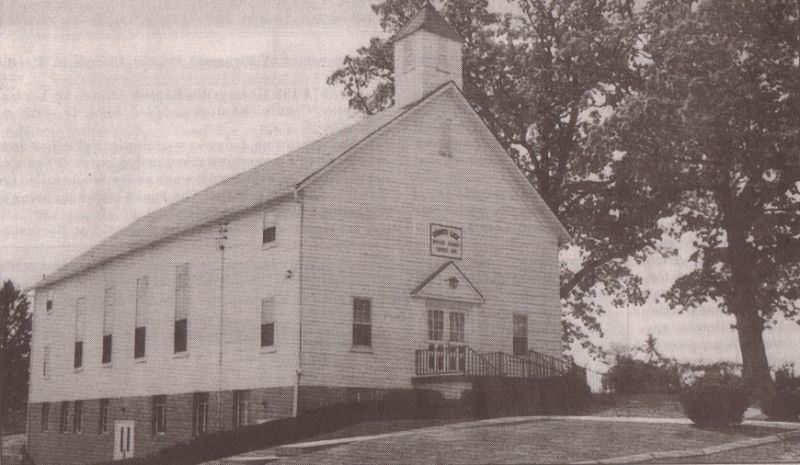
[99,399,109,434]
[152,395,166,434]
[102,287,115,364]
[428,310,444,341]
[73,400,83,433]
[262,211,277,248]
[449,312,465,343]
[261,298,275,348]
[439,118,453,157]
[59,401,69,433]
[41,403,49,433]
[134,277,148,359]
[174,264,190,353]
[513,313,528,356]
[192,392,209,437]
[74,297,85,369]
[46,290,54,312]
[352,298,372,347]
[43,344,51,378]
[233,390,250,429]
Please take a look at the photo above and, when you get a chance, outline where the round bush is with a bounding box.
[680,375,750,427]
[761,388,800,421]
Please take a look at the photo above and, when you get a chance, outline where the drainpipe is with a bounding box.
[216,223,228,431]
[293,189,304,417]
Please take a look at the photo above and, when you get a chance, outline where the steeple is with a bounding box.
[393,2,463,108]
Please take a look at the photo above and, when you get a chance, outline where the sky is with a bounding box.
[1,0,798,370]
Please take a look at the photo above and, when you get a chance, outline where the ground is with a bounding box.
[263,418,786,465]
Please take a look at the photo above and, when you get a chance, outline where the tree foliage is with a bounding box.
[0,280,31,429]
[328,0,668,357]
[591,0,800,389]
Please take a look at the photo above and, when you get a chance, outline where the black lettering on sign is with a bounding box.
[430,224,463,259]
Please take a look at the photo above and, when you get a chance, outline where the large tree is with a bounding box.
[591,0,800,390]
[328,0,668,356]
[0,280,31,430]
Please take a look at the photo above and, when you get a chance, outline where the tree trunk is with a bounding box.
[732,304,773,395]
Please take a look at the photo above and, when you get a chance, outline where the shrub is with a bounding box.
[605,355,682,395]
[680,374,750,427]
[761,388,800,421]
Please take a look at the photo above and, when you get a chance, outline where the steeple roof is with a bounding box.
[393,2,462,43]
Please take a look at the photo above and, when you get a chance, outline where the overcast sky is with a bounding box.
[1,0,797,369]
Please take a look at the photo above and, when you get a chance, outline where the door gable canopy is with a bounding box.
[411,261,484,304]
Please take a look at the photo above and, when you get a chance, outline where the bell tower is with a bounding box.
[393,2,463,108]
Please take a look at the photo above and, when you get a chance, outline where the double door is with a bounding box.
[427,305,466,373]
[113,420,134,461]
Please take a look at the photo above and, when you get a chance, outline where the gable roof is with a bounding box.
[34,82,570,290]
[393,2,462,43]
[411,261,484,304]
[33,97,417,289]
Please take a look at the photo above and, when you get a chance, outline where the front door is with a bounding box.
[427,302,467,373]
[113,420,134,461]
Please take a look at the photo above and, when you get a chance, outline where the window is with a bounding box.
[46,290,54,312]
[134,327,147,359]
[449,312,465,343]
[152,395,166,434]
[192,392,209,437]
[73,401,83,433]
[102,287,115,364]
[233,390,250,429]
[261,298,275,348]
[134,277,148,359]
[428,310,444,341]
[74,297,85,369]
[440,118,453,157]
[59,401,69,433]
[262,226,276,245]
[352,298,372,347]
[99,399,109,434]
[174,264,190,353]
[43,344,51,378]
[513,313,528,356]
[41,404,49,433]
[74,341,83,369]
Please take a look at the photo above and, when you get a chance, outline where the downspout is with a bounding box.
[293,189,304,417]
[216,223,228,431]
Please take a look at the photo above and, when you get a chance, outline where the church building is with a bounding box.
[27,4,569,463]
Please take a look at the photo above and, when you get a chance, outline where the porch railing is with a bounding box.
[414,346,586,380]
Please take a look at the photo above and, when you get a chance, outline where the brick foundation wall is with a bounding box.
[28,386,294,465]
[297,385,398,411]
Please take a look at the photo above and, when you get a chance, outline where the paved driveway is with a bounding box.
[271,418,779,464]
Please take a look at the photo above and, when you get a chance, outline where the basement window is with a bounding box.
[152,395,167,434]
[73,400,83,433]
[59,401,69,433]
[99,399,109,434]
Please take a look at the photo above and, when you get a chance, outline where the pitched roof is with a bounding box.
[411,261,484,304]
[33,100,413,289]
[393,2,462,43]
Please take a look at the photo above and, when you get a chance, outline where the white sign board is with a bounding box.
[430,224,462,259]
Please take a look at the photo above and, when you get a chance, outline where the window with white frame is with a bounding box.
[102,287,115,364]
[59,401,69,433]
[134,276,148,359]
[262,211,277,248]
[192,392,209,437]
[513,313,528,356]
[352,297,372,348]
[233,390,250,429]
[74,297,85,369]
[73,400,83,433]
[449,312,465,343]
[428,310,444,341]
[99,399,110,434]
[174,264,190,353]
[152,395,166,434]
[261,298,275,348]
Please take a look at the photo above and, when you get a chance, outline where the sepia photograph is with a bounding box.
[1,0,799,463]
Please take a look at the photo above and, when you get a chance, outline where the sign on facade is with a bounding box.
[430,224,462,259]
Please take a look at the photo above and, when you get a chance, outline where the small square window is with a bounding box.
[262,226,276,246]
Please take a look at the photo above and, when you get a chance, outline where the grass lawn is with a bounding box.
[268,418,782,465]
[590,394,685,418]
[644,439,800,463]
